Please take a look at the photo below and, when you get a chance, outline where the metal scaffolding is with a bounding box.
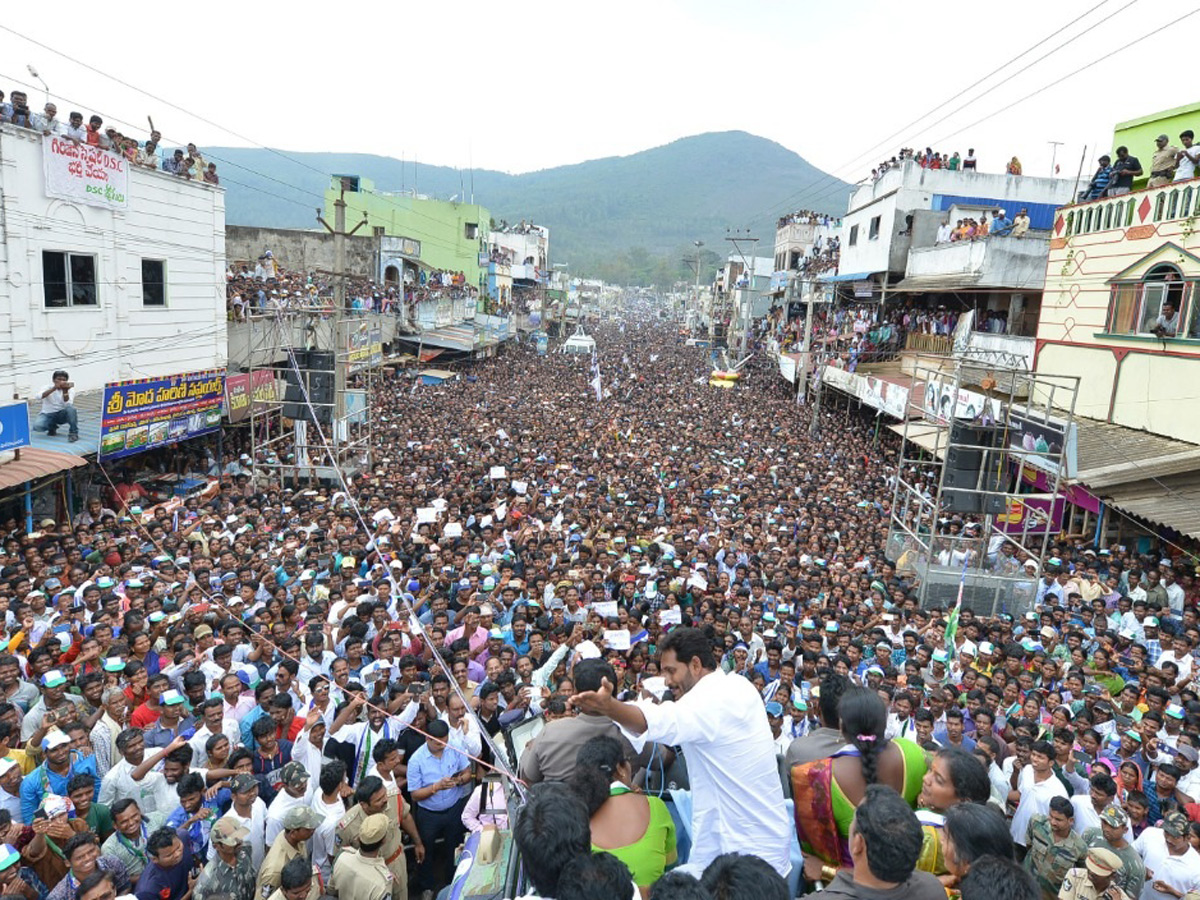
[234,306,380,488]
[886,353,1080,618]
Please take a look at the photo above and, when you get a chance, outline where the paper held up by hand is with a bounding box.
[415,508,438,524]
[512,480,528,495]
[443,522,463,538]
[591,600,618,618]
[489,466,507,480]
[687,574,708,592]
[659,608,682,626]
[604,629,631,651]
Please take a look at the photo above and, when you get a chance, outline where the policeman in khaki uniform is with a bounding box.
[335,775,425,900]
[330,814,394,900]
[257,805,323,900]
[1059,847,1132,900]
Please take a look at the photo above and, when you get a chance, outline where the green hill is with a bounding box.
[207,131,849,281]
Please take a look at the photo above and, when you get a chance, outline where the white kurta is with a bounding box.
[620,668,792,877]
[1010,766,1067,845]
[1134,828,1200,900]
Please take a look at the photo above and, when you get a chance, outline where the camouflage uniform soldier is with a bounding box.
[1025,798,1088,900]
[194,817,257,900]
[1058,847,1133,900]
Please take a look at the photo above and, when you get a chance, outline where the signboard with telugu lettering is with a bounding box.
[42,138,129,210]
[100,370,225,459]
[224,370,278,423]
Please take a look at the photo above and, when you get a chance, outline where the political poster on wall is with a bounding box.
[920,377,1002,424]
[1006,410,1078,478]
[101,370,225,459]
[43,138,129,210]
[347,324,383,373]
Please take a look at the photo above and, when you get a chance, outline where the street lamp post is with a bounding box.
[26,65,48,105]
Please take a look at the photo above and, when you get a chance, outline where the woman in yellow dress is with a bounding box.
[914,747,994,877]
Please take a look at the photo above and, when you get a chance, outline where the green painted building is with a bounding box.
[1113,102,1200,191]
[324,176,491,291]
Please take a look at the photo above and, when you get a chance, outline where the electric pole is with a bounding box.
[316,178,368,456]
[798,278,816,398]
[725,232,759,361]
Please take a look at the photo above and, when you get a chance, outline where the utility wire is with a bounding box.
[748,0,1153,223]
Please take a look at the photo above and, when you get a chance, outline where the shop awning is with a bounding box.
[1074,417,1200,489]
[1099,474,1200,539]
[418,349,444,363]
[891,273,983,293]
[887,422,949,459]
[409,325,476,353]
[817,271,877,283]
[0,447,90,491]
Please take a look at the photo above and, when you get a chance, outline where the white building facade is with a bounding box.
[0,125,227,401]
[490,225,549,283]
[836,162,1078,280]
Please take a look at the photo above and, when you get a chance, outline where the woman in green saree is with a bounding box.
[793,684,926,870]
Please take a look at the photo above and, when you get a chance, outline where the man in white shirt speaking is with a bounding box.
[571,626,792,878]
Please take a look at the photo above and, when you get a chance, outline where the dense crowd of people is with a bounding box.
[777,211,841,230]
[6,313,1200,900]
[797,235,841,280]
[224,256,478,322]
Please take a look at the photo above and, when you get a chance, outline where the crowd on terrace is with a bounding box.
[1,89,218,185]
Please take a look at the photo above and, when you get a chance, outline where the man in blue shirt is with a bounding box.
[144,692,195,751]
[21,731,99,824]
[991,209,1013,236]
[164,773,226,863]
[134,827,193,900]
[406,720,471,897]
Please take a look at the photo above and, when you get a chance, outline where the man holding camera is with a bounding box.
[33,371,79,443]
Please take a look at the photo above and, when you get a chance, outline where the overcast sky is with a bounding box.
[2,0,1195,210]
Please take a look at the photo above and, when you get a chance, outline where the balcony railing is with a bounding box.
[905,333,953,355]
[1060,177,1199,238]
